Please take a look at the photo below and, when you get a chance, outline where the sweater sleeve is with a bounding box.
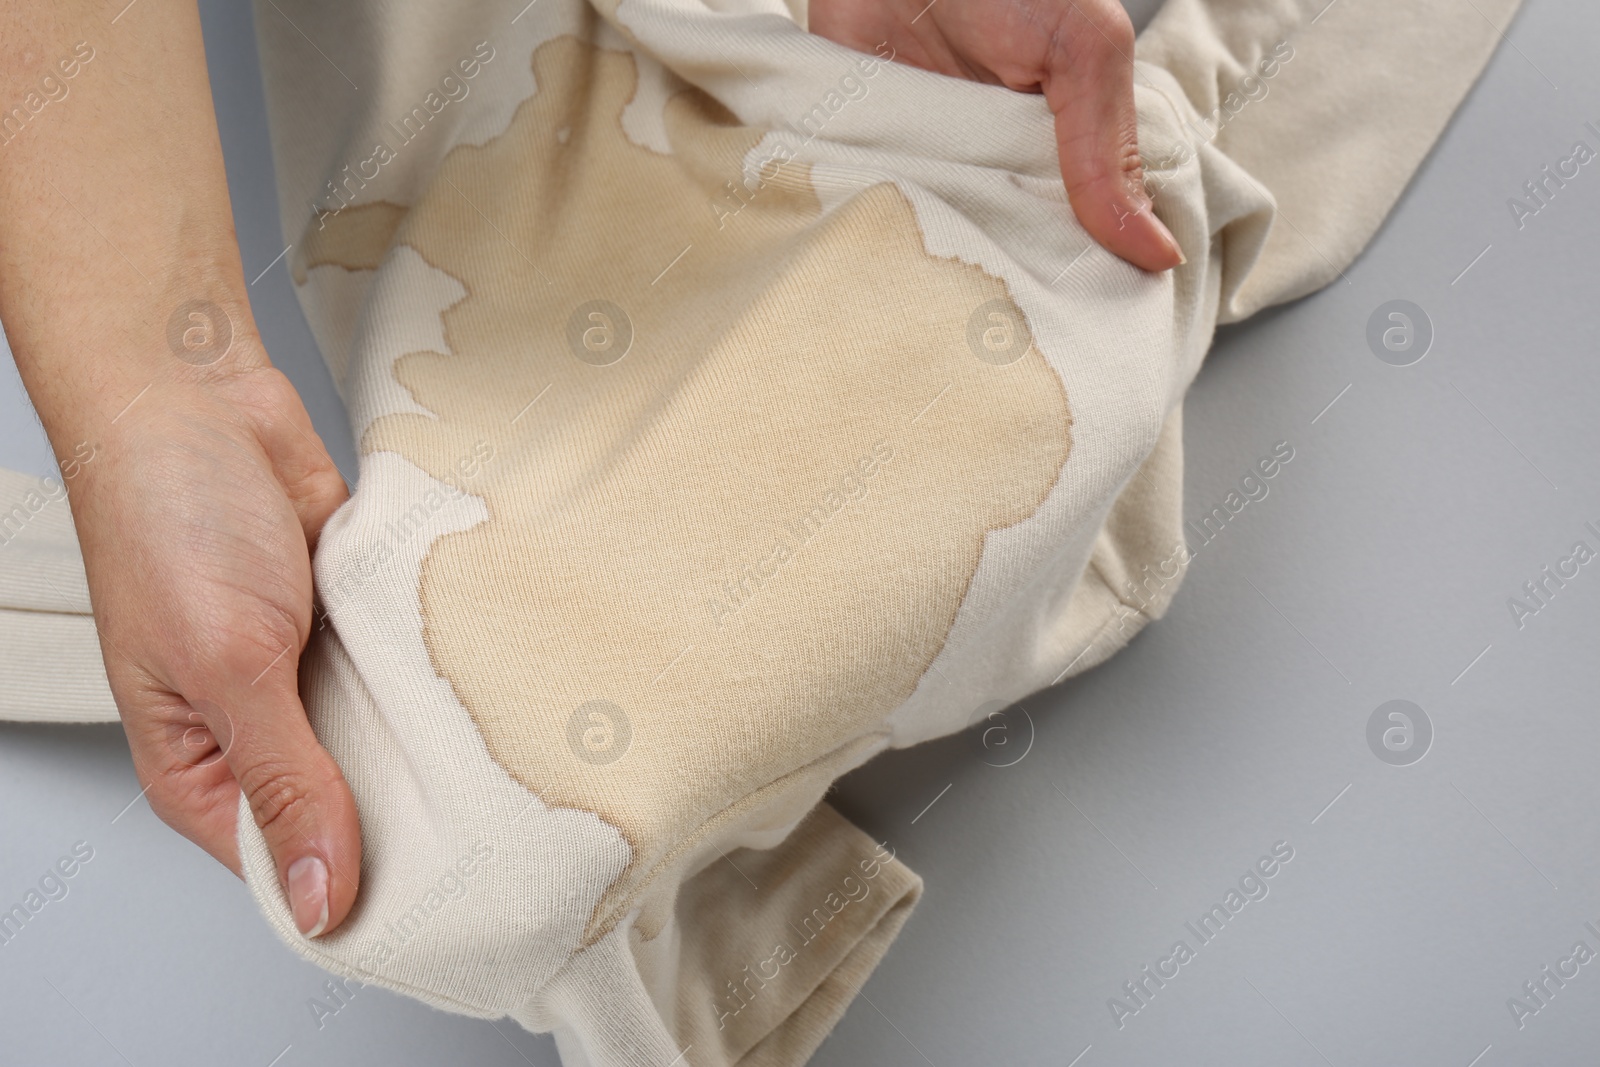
[1136,0,1524,320]
[0,466,118,724]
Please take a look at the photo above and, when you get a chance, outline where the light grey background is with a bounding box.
[2,0,1596,1064]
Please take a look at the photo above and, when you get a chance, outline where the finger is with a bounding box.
[128,697,250,874]
[1041,2,1184,272]
[213,654,361,939]
[237,368,352,550]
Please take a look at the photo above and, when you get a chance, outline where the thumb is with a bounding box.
[1042,4,1184,272]
[213,667,362,939]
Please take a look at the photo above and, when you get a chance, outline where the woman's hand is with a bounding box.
[72,355,360,938]
[0,1,362,938]
[810,0,1185,272]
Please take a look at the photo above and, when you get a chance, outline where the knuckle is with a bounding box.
[143,775,186,826]
[296,457,350,515]
[1101,7,1136,51]
[212,609,303,682]
[246,367,306,417]
[140,763,214,835]
[1116,132,1147,176]
[239,760,317,836]
[1057,0,1133,61]
[1066,158,1138,201]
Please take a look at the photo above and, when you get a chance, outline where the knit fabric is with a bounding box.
[0,0,1518,1063]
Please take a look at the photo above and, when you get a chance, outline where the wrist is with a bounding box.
[50,351,309,563]
[24,283,267,453]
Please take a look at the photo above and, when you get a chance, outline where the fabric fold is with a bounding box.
[0,466,117,724]
[522,803,922,1067]
[0,0,1523,1063]
[1137,0,1524,319]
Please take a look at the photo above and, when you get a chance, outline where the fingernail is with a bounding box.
[1158,220,1186,266]
[287,856,330,938]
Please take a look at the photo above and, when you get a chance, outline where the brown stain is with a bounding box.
[295,201,409,283]
[311,35,1072,939]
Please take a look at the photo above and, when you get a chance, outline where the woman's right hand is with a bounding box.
[69,353,362,939]
[0,1,362,938]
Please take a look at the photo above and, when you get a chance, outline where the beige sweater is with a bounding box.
[0,0,1518,1063]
